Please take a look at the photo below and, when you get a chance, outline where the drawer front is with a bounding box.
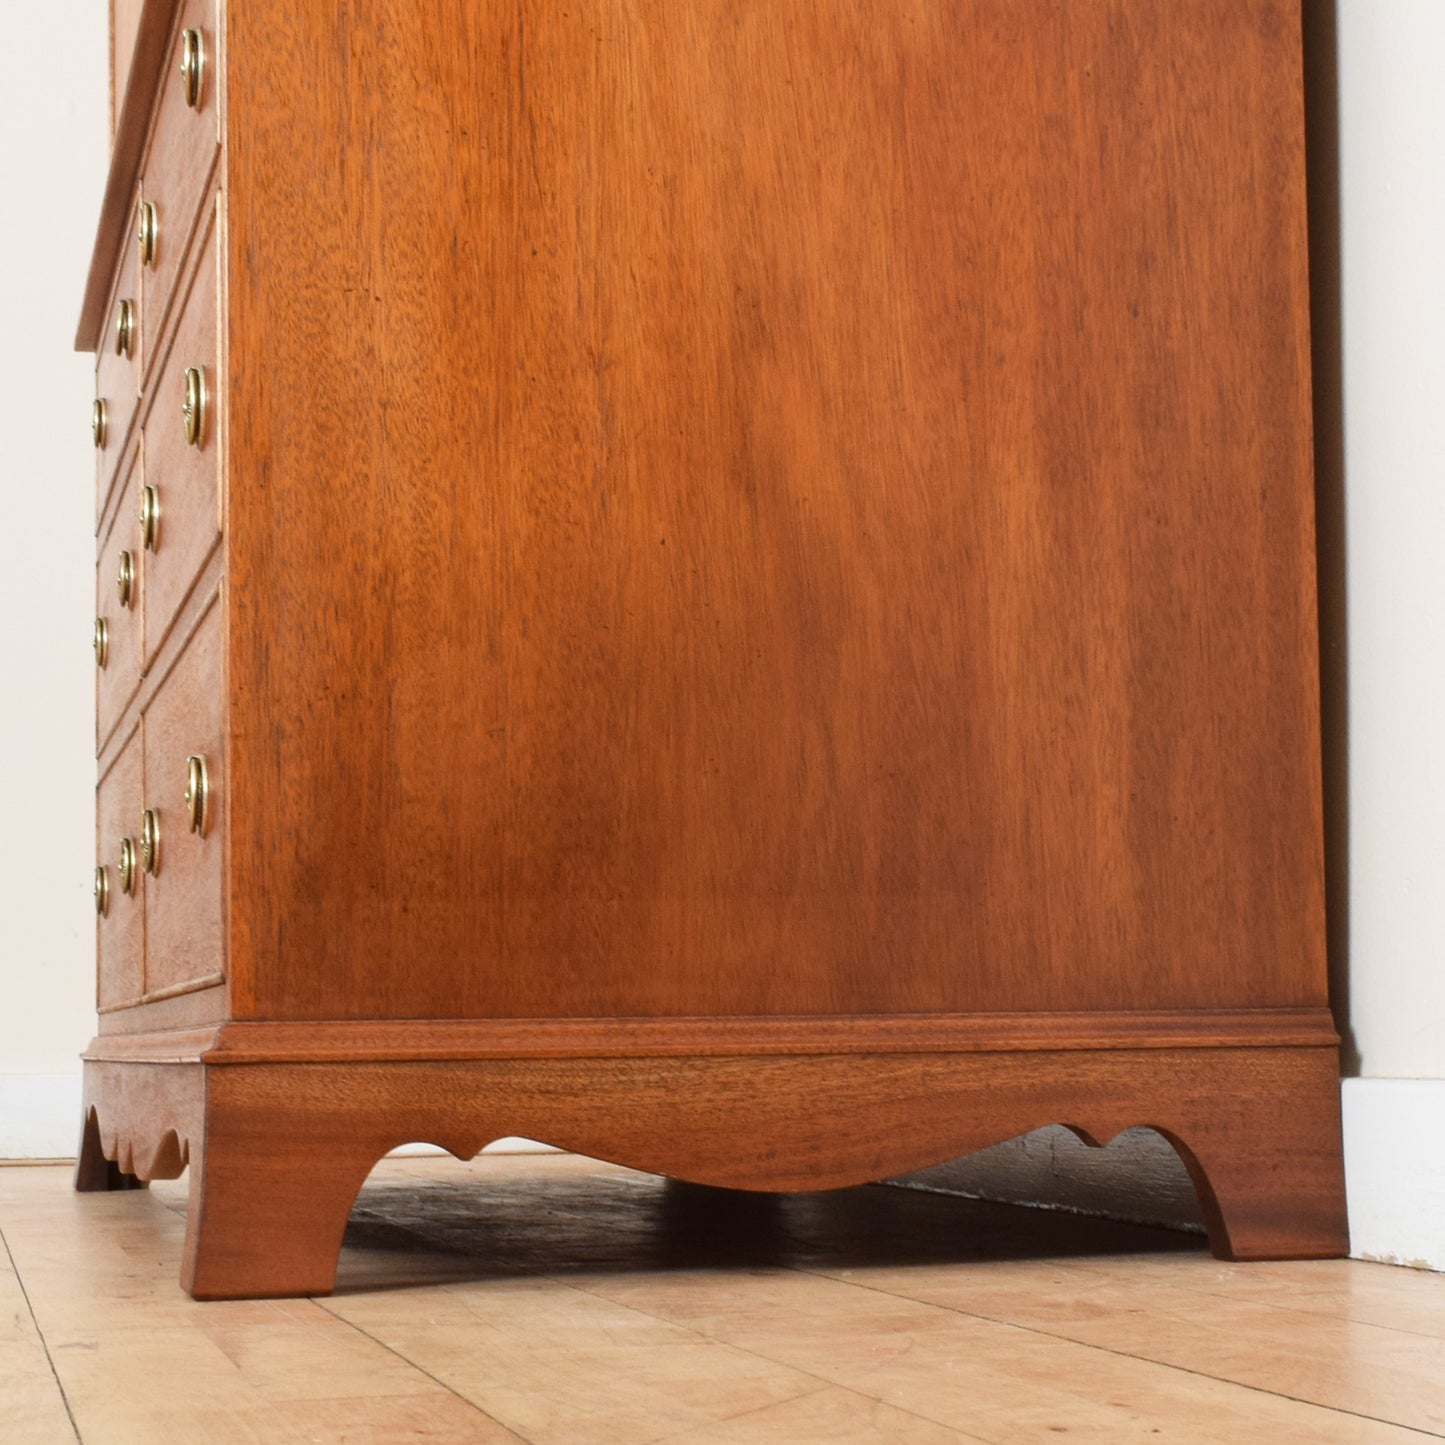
[97,725,145,1010]
[138,0,221,374]
[95,447,145,750]
[141,204,220,665]
[94,225,141,521]
[142,593,225,999]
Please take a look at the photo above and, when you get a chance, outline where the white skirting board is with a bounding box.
[1341,1077,1445,1272]
[3,1072,1441,1270]
[0,1074,82,1160]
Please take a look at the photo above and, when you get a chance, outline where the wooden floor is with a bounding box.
[2,1154,1443,1443]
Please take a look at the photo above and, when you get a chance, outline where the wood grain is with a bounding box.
[142,591,226,999]
[223,0,1324,1023]
[75,1057,200,1192]
[96,726,145,1011]
[110,0,148,140]
[140,202,220,665]
[96,448,145,750]
[80,0,179,350]
[96,980,226,1033]
[93,227,141,516]
[75,1044,1346,1298]
[78,1008,1340,1066]
[138,0,221,383]
[75,0,1343,1298]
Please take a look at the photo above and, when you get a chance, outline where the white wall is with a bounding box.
[1336,1,1445,1077]
[0,3,109,1154]
[1334,0,1445,1270]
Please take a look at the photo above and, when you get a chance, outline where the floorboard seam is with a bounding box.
[645,1382,834,1445]
[554,1276,994,1445]
[0,1224,84,1444]
[823,1270,1445,1439]
[309,1294,534,1443]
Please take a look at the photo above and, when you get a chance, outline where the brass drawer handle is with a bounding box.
[181,29,205,108]
[140,485,160,551]
[140,808,160,876]
[119,837,138,896]
[115,299,135,358]
[94,865,110,917]
[118,550,135,608]
[93,617,109,669]
[137,200,157,267]
[92,398,108,449]
[183,366,207,448]
[185,755,210,836]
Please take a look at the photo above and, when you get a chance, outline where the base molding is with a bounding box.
[1342,1077,1445,1272]
[76,1042,1348,1298]
[81,1007,1341,1066]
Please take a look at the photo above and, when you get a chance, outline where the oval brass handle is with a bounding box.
[92,398,108,449]
[115,299,135,358]
[140,809,160,876]
[185,755,210,836]
[181,29,205,108]
[93,617,109,669]
[137,200,157,267]
[95,865,110,917]
[183,366,207,448]
[140,485,160,551]
[118,550,135,608]
[119,837,137,896]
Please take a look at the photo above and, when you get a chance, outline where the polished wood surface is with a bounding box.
[76,1045,1347,1298]
[82,0,180,349]
[110,0,147,139]
[77,0,1344,1296]
[93,233,140,516]
[96,452,144,747]
[96,979,226,1031]
[142,591,226,999]
[138,0,221,381]
[83,1007,1340,1064]
[223,0,1323,1023]
[140,203,220,663]
[96,727,145,1011]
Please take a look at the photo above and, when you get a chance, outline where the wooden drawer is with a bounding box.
[141,203,221,665]
[138,0,221,376]
[94,222,141,521]
[142,593,225,999]
[95,447,145,751]
[97,724,145,1011]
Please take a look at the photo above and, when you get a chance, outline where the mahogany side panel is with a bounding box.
[223,0,1325,1025]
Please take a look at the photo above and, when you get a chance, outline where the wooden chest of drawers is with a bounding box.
[77,0,1348,1298]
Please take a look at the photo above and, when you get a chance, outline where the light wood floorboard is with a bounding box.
[1,1154,1441,1444]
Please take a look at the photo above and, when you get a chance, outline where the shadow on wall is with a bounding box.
[1302,0,1353,1071]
